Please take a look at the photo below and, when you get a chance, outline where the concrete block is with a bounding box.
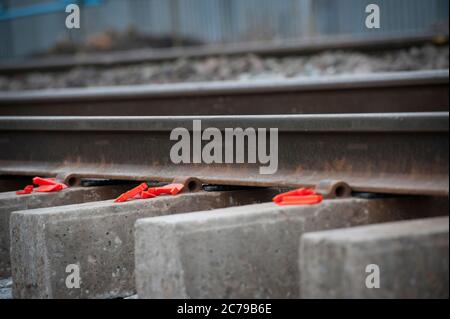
[0,185,129,278]
[300,216,449,299]
[10,189,277,299]
[135,197,448,299]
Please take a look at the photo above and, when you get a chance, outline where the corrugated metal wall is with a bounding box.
[313,0,448,35]
[0,0,448,60]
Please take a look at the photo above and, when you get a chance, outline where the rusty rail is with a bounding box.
[0,70,448,116]
[0,112,447,196]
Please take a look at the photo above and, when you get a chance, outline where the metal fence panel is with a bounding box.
[0,0,448,59]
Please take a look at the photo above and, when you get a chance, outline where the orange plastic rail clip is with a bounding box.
[140,183,184,199]
[148,183,185,196]
[114,183,148,203]
[33,177,58,186]
[140,191,157,199]
[16,185,34,195]
[33,177,68,193]
[35,184,64,193]
[273,188,323,206]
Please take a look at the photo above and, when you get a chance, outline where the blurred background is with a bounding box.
[0,0,449,60]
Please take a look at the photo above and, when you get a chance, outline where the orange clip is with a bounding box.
[33,176,68,193]
[35,184,64,193]
[140,183,185,199]
[115,183,185,203]
[140,191,157,199]
[33,177,58,186]
[114,183,148,203]
[273,188,323,206]
[148,183,185,196]
[16,185,34,195]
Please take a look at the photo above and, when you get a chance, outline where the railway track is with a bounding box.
[0,32,447,75]
[0,110,448,299]
[0,63,448,298]
[0,174,448,299]
[0,112,448,196]
[0,70,448,116]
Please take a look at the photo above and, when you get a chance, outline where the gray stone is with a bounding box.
[300,216,449,299]
[10,189,276,299]
[135,197,448,298]
[0,185,129,278]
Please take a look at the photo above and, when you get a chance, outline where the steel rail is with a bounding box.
[0,32,447,74]
[0,70,448,116]
[0,113,448,196]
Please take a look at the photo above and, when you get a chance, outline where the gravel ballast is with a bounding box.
[0,44,448,91]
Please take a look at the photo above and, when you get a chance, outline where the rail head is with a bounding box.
[0,70,448,103]
[0,112,448,132]
[0,112,447,196]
